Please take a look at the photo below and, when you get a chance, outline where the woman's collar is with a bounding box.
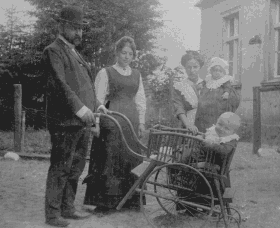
[114,62,131,71]
[113,63,132,76]
[173,73,199,108]
[179,72,203,85]
[205,74,233,90]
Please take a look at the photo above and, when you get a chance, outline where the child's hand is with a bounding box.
[222,92,229,100]
[204,136,220,145]
[204,140,214,145]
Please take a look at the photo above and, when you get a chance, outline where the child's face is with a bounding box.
[215,118,235,137]
[210,65,226,80]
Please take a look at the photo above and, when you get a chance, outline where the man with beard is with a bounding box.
[42,5,106,227]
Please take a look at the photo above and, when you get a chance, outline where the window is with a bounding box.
[271,0,280,78]
[222,12,239,80]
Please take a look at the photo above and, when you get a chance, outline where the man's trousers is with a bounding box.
[45,126,90,220]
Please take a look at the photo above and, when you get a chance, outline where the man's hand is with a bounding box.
[97,105,108,114]
[81,109,95,125]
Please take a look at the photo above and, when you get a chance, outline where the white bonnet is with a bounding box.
[207,57,229,75]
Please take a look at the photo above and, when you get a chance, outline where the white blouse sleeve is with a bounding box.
[135,75,147,124]
[94,68,109,104]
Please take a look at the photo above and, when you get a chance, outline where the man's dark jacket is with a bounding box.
[42,38,100,128]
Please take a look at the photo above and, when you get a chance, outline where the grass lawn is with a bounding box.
[1,142,280,228]
[0,128,150,155]
[0,129,51,154]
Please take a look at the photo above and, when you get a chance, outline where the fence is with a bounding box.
[12,83,273,155]
[13,83,274,155]
[252,84,280,155]
[4,84,46,153]
[7,83,175,154]
[13,84,25,153]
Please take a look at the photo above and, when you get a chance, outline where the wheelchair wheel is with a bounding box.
[216,215,240,228]
[215,206,241,228]
[140,163,215,228]
[225,206,242,225]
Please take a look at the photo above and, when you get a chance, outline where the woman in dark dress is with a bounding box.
[83,36,146,210]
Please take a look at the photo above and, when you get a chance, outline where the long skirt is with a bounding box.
[84,98,144,209]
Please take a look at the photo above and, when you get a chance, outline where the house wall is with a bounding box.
[198,0,280,145]
[199,0,267,88]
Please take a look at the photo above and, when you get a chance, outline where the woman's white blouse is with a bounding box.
[95,64,147,124]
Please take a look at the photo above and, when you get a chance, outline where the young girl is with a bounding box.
[195,57,240,132]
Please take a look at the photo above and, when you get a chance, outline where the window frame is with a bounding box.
[221,7,241,84]
[271,0,280,78]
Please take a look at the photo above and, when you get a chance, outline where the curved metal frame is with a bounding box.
[107,111,148,151]
[97,112,146,160]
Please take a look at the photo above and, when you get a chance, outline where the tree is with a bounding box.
[146,65,187,112]
[0,0,166,130]
[0,5,33,81]
[147,67,173,104]
[0,5,45,130]
[26,0,164,70]
[131,51,167,79]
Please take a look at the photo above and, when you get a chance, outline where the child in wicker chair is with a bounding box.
[195,112,241,209]
[181,112,240,166]
[198,112,240,199]
[177,112,241,214]
[198,112,241,170]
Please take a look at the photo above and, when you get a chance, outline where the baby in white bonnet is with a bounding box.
[206,57,234,101]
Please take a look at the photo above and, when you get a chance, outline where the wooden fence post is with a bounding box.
[158,108,162,125]
[253,86,261,155]
[169,72,174,127]
[14,84,22,153]
[21,111,26,153]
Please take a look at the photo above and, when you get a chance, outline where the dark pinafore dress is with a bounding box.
[84,66,143,209]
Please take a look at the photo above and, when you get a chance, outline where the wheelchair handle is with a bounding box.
[97,113,146,160]
[106,111,148,151]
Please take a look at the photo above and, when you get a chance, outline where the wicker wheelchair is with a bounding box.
[90,112,241,228]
